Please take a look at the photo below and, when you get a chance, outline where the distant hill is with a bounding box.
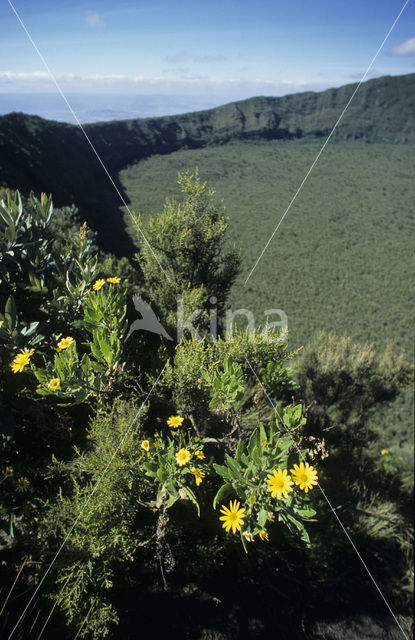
[0,73,414,254]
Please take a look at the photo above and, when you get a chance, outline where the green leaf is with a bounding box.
[224,454,243,479]
[143,462,158,478]
[285,512,305,533]
[294,506,317,519]
[236,439,247,463]
[165,492,178,509]
[292,404,302,422]
[274,405,284,423]
[182,485,200,516]
[257,508,267,527]
[5,296,17,331]
[21,321,39,338]
[247,428,259,453]
[259,422,267,446]
[251,445,260,464]
[209,397,220,409]
[300,527,310,544]
[212,463,231,481]
[274,438,293,458]
[166,482,179,499]
[213,483,233,509]
[0,204,13,227]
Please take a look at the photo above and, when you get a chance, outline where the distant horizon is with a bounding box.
[0,71,413,124]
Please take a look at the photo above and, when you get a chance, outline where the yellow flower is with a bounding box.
[381,449,389,455]
[267,468,294,500]
[48,378,61,390]
[290,462,318,493]
[16,476,29,492]
[190,467,205,486]
[242,531,255,542]
[175,448,191,467]
[10,349,34,373]
[5,466,14,477]
[194,450,205,460]
[93,278,106,291]
[57,336,74,351]
[219,500,246,534]
[167,415,184,429]
[106,276,121,284]
[141,440,150,452]
[259,530,269,542]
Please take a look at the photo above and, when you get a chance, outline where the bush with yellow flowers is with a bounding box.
[30,278,127,406]
[1,176,412,640]
[213,407,318,551]
[140,414,209,515]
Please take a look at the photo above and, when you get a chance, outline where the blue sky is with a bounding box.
[0,0,414,116]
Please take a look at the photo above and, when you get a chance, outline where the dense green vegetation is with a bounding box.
[0,73,414,639]
[119,139,415,472]
[0,178,413,640]
[120,139,414,353]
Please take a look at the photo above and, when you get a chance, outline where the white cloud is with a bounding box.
[87,74,127,80]
[0,71,50,79]
[389,36,415,56]
[0,69,342,99]
[85,11,104,28]
[164,52,227,64]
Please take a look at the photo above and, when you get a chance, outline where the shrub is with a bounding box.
[131,169,240,337]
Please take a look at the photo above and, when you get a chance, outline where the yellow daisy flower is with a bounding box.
[106,276,121,284]
[290,461,318,493]
[10,349,34,373]
[219,500,246,534]
[141,440,150,452]
[167,415,184,429]
[175,448,191,467]
[5,466,14,477]
[267,468,294,500]
[381,449,389,455]
[57,336,74,351]
[190,467,205,486]
[194,450,205,460]
[48,378,61,390]
[259,530,269,542]
[16,476,29,492]
[93,278,106,291]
